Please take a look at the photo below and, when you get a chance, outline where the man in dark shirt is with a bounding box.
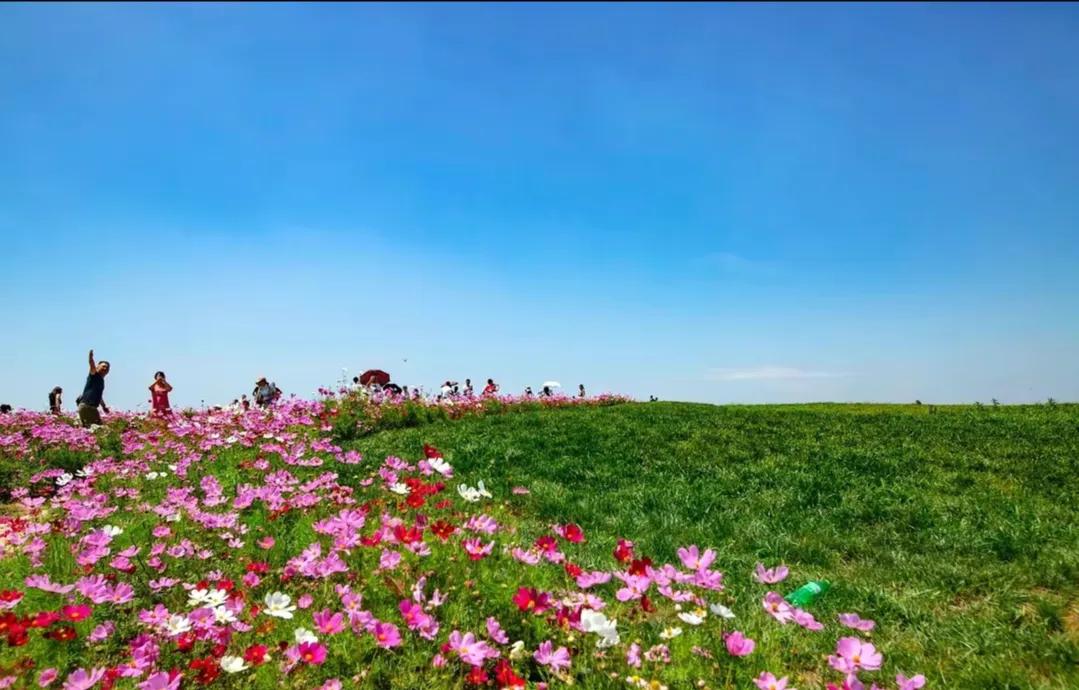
[78,349,111,427]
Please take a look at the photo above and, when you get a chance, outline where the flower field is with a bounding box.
[0,400,1076,689]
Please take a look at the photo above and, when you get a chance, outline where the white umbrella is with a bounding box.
[542,381,562,389]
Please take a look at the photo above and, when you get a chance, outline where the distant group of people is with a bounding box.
[9,352,593,427]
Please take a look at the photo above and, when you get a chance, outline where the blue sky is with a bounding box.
[2,3,1078,409]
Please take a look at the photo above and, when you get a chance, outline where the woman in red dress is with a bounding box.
[149,371,173,416]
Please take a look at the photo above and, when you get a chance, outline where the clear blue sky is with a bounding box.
[3,3,1078,409]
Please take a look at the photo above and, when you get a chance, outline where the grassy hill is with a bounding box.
[344,401,1079,688]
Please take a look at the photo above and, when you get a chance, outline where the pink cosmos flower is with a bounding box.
[511,486,530,495]
[313,610,345,635]
[372,621,402,649]
[828,637,884,674]
[379,550,401,571]
[838,613,876,632]
[897,674,926,690]
[486,617,509,644]
[762,591,795,624]
[297,593,314,609]
[62,668,106,690]
[88,622,115,643]
[626,642,642,668]
[754,672,792,690]
[37,670,58,688]
[137,673,179,690]
[533,640,571,672]
[576,571,612,589]
[615,573,651,601]
[725,630,756,657]
[793,608,824,631]
[462,538,494,560]
[257,536,275,549]
[677,545,717,571]
[754,562,790,584]
[448,630,498,667]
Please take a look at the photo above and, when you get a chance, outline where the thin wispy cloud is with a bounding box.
[706,367,846,382]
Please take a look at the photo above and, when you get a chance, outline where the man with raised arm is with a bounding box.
[78,349,111,427]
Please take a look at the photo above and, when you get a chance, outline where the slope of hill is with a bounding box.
[345,402,1079,688]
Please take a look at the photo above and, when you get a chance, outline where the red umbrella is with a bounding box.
[359,369,391,386]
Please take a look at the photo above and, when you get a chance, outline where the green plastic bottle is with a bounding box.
[785,580,830,607]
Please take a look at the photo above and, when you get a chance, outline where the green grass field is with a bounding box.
[343,402,1079,689]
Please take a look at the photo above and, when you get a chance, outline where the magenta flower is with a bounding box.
[37,670,58,688]
[297,641,328,665]
[828,637,884,674]
[372,621,402,649]
[896,674,926,690]
[838,613,877,632]
[754,562,790,584]
[626,642,642,668]
[313,609,346,635]
[725,630,756,657]
[762,591,795,624]
[793,608,824,631]
[533,640,571,672]
[754,672,792,690]
[462,538,494,560]
[676,545,716,571]
[378,549,401,571]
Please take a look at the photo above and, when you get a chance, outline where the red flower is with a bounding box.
[493,659,526,688]
[431,520,457,541]
[628,557,653,576]
[465,666,489,685]
[423,444,442,459]
[614,538,635,563]
[512,587,551,614]
[394,524,423,544]
[562,523,585,543]
[176,631,197,652]
[641,595,656,613]
[564,562,583,578]
[534,535,559,553]
[189,656,220,685]
[44,625,77,642]
[0,591,23,606]
[406,493,426,509]
[27,611,60,628]
[245,561,269,574]
[244,644,269,665]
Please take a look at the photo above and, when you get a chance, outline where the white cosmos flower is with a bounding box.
[212,606,236,624]
[219,656,248,673]
[659,626,683,640]
[709,602,736,619]
[293,627,318,644]
[457,480,492,503]
[164,614,192,636]
[388,482,409,495]
[427,457,453,476]
[188,588,228,608]
[55,472,74,487]
[580,608,620,648]
[508,640,526,660]
[677,609,707,626]
[262,591,296,619]
[102,525,123,537]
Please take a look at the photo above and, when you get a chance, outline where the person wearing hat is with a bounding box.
[253,376,279,407]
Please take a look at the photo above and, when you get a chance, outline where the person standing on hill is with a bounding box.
[253,377,279,407]
[464,379,474,396]
[48,386,63,414]
[78,349,110,427]
[578,384,586,398]
[149,371,173,416]
[482,378,499,396]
